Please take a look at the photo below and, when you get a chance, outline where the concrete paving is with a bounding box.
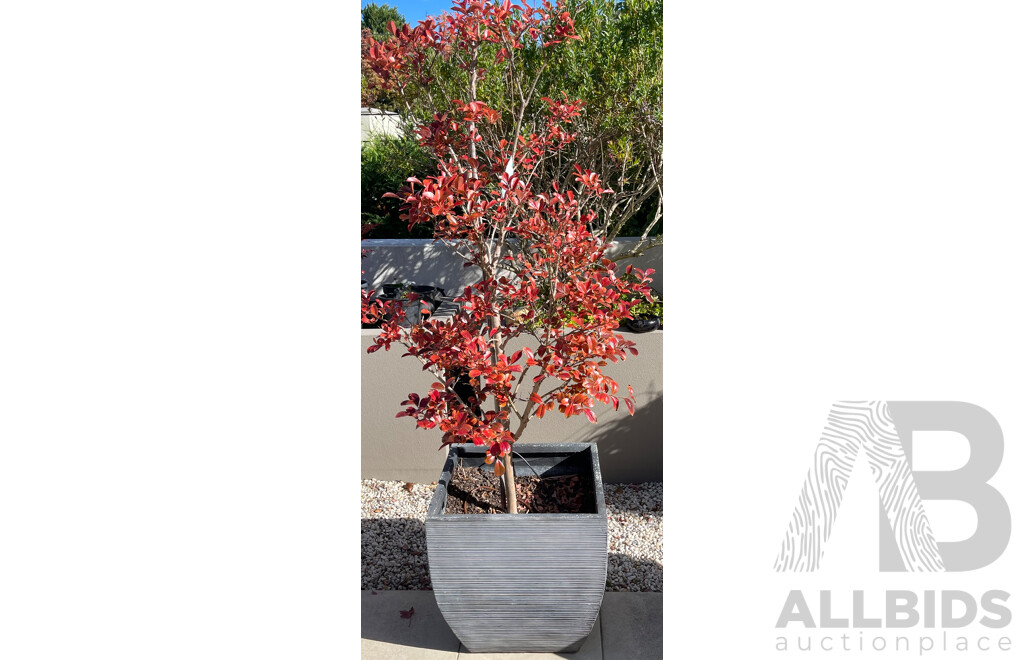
[362,590,461,659]
[598,592,664,660]
[361,591,662,660]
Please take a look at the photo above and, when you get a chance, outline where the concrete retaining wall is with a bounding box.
[360,238,664,296]
[360,108,404,142]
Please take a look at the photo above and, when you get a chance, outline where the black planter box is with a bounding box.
[425,443,607,653]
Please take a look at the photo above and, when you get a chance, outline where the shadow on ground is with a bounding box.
[361,590,663,659]
[361,590,460,654]
[362,588,593,658]
[361,518,432,590]
[606,553,663,592]
[361,586,599,658]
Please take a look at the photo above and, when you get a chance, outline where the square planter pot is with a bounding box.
[425,442,607,653]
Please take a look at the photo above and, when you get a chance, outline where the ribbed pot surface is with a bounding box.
[425,443,607,653]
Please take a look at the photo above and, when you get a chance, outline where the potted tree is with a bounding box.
[362,1,656,652]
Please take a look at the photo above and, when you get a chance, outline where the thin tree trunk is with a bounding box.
[469,42,518,514]
[486,313,518,514]
[502,453,517,514]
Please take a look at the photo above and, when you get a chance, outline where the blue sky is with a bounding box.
[360,1,455,26]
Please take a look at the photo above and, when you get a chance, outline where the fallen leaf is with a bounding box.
[403,483,415,492]
[400,606,415,619]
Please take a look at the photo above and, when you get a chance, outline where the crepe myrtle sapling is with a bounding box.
[361,0,654,514]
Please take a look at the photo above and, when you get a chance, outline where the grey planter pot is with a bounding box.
[425,443,607,653]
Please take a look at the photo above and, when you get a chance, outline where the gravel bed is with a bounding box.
[361,479,662,592]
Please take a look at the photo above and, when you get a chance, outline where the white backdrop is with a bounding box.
[672,1,1024,657]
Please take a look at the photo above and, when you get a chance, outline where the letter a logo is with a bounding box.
[774,401,1009,572]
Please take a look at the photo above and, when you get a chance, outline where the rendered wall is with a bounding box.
[361,329,663,484]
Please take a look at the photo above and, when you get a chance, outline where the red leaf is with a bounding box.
[530,393,543,405]
[494,460,505,478]
[400,606,415,619]
[583,409,596,423]
[625,398,635,416]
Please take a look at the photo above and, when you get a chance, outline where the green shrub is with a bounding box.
[361,133,435,239]
[618,270,662,321]
[629,292,663,321]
